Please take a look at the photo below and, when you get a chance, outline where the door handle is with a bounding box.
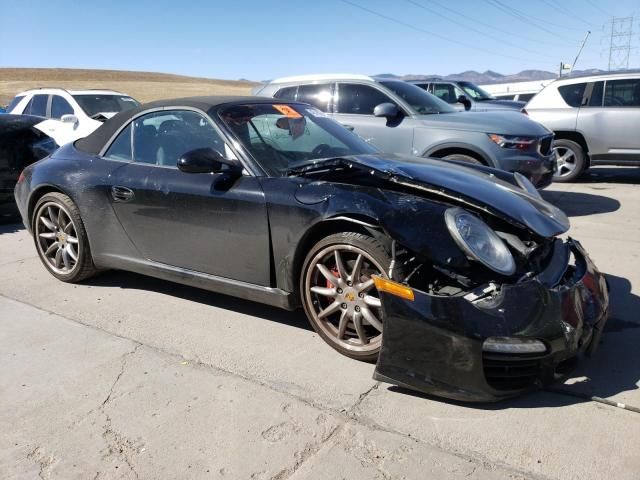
[340,123,355,132]
[111,185,134,202]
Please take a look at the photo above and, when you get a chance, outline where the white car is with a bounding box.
[6,88,139,146]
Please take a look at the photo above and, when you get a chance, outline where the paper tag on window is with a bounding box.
[272,104,302,118]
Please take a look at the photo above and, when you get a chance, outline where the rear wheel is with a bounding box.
[552,139,586,182]
[32,192,97,282]
[301,232,392,361]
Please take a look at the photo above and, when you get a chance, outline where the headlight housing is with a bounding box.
[488,133,536,150]
[514,172,542,199]
[445,208,516,276]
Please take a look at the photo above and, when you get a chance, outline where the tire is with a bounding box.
[441,153,483,165]
[552,139,586,182]
[300,232,394,362]
[32,192,97,282]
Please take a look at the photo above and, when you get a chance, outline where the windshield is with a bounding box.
[72,94,139,117]
[379,81,455,114]
[458,81,495,101]
[217,103,378,176]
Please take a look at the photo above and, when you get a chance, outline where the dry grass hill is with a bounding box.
[0,68,259,106]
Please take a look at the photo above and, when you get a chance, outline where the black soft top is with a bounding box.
[75,95,289,155]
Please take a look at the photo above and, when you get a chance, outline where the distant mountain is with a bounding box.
[377,68,609,85]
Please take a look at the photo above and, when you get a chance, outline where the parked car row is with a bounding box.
[4,70,634,401]
[253,74,556,188]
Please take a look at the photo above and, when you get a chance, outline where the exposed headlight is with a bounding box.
[514,172,542,199]
[488,133,535,150]
[445,208,516,276]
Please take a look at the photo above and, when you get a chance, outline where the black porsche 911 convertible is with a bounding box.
[14,96,609,402]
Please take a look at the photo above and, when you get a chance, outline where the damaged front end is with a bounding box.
[373,239,609,402]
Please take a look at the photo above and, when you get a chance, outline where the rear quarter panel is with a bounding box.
[27,145,139,264]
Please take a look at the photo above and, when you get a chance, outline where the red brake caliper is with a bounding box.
[327,268,340,289]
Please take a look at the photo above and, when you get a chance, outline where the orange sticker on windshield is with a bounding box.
[272,104,302,118]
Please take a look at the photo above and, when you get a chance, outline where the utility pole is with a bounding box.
[569,31,591,74]
[608,16,634,70]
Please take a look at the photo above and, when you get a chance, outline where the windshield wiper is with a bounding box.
[286,158,350,177]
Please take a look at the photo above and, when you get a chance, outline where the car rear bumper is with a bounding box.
[374,238,609,402]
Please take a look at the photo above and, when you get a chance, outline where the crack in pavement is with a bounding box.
[26,446,56,480]
[97,344,142,479]
[3,293,548,480]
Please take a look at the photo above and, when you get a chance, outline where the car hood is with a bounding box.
[414,110,550,136]
[291,153,569,238]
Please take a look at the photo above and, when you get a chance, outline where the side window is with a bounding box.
[604,78,640,107]
[29,94,49,117]
[274,86,297,101]
[51,95,74,119]
[518,93,535,102]
[132,110,228,167]
[105,123,133,161]
[432,83,457,104]
[336,84,394,115]
[296,84,333,112]
[586,81,604,107]
[558,83,586,108]
[6,95,25,113]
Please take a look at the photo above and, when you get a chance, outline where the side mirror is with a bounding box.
[177,147,239,174]
[457,95,472,111]
[373,102,400,119]
[61,114,79,124]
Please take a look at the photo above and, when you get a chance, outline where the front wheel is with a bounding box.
[300,232,392,361]
[32,192,97,282]
[552,139,586,182]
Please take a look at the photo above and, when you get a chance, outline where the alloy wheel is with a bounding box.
[34,202,80,275]
[553,146,578,179]
[304,245,386,354]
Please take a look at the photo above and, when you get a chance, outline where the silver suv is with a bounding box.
[254,74,556,187]
[525,72,640,182]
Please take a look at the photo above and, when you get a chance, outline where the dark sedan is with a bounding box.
[1,114,57,217]
[14,96,608,401]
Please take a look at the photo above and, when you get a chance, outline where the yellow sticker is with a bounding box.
[272,104,302,118]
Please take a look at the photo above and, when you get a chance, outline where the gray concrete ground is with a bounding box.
[1,167,639,480]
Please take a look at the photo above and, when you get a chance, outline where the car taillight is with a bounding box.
[17,171,25,183]
[520,108,528,115]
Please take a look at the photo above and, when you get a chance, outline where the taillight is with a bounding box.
[521,108,528,115]
[17,171,25,183]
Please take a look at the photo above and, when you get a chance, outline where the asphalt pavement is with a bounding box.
[1,167,639,480]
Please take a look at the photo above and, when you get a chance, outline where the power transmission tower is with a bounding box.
[607,16,634,70]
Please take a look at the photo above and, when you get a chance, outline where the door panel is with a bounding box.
[110,163,271,285]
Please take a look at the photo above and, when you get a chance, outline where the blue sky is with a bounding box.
[1,0,638,81]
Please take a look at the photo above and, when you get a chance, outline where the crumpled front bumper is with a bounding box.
[373,238,609,402]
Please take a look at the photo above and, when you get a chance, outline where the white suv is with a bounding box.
[6,88,139,146]
[525,72,640,181]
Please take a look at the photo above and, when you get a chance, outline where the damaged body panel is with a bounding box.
[374,239,609,402]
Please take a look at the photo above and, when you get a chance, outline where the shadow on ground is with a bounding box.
[0,221,24,234]
[84,269,312,331]
[387,272,640,410]
[541,190,621,217]
[577,167,640,185]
